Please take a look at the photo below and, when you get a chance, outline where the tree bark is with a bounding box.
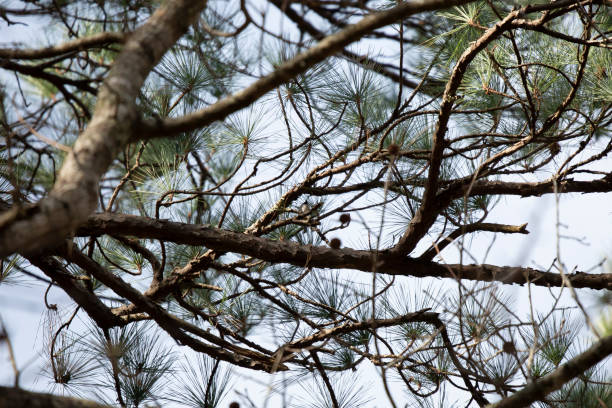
[489,334,612,408]
[0,387,109,408]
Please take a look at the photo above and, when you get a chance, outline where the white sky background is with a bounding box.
[0,3,611,407]
[1,189,610,407]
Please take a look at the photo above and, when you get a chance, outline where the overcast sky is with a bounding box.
[0,5,611,407]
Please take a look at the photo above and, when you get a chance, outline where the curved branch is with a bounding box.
[134,0,477,139]
[391,10,521,256]
[267,0,424,90]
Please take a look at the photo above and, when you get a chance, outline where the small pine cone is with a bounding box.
[387,143,400,156]
[329,238,341,249]
[548,142,560,156]
[502,341,516,355]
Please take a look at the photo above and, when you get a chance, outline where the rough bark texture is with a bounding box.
[0,0,207,256]
[0,387,109,408]
[75,213,612,290]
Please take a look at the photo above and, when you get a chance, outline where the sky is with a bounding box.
[0,3,611,407]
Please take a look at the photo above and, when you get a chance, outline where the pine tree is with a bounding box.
[0,0,611,407]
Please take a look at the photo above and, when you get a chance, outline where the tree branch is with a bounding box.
[0,32,125,59]
[134,0,477,139]
[303,175,612,198]
[59,245,285,372]
[421,222,529,260]
[27,255,122,328]
[391,10,521,256]
[0,386,109,408]
[489,334,612,408]
[74,213,612,290]
[0,0,207,257]
[267,0,425,90]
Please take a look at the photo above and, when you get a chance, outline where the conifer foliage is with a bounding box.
[0,0,611,407]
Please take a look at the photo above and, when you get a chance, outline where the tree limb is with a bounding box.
[134,0,477,139]
[489,334,612,408]
[27,255,123,328]
[0,0,207,257]
[58,245,286,372]
[421,222,529,260]
[391,10,521,256]
[0,386,109,408]
[303,175,612,198]
[73,213,612,290]
[0,32,125,59]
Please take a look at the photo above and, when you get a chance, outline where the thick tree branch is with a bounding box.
[303,175,612,197]
[0,386,109,408]
[27,255,123,328]
[456,176,612,197]
[74,213,612,290]
[0,0,207,257]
